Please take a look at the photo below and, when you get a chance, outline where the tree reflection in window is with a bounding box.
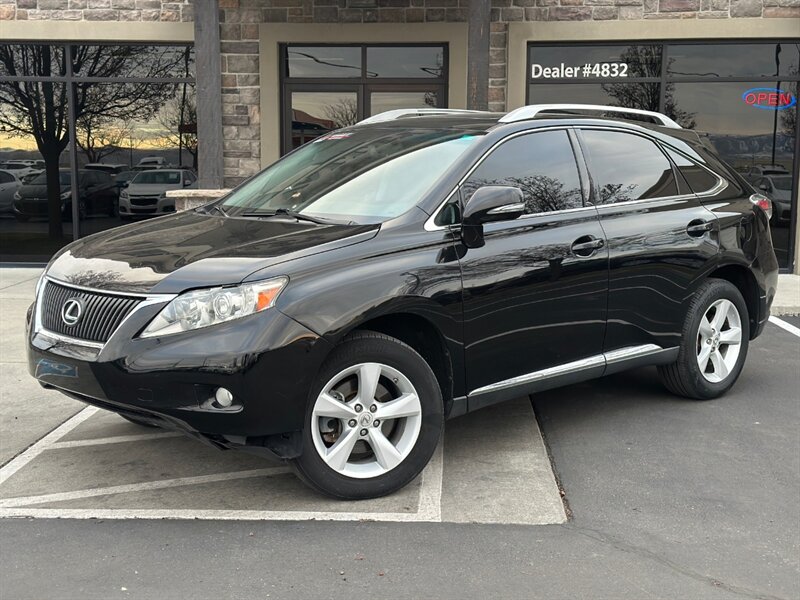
[462,130,583,215]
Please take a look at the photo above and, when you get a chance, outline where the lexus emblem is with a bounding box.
[61,298,84,327]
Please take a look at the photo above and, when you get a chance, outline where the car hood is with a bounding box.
[46,210,380,295]
[126,183,180,195]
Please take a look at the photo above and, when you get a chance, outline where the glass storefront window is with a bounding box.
[0,43,195,262]
[528,44,662,80]
[527,82,662,114]
[290,90,359,147]
[281,44,448,154]
[369,91,440,116]
[527,41,800,270]
[667,43,800,80]
[286,46,362,78]
[367,47,445,78]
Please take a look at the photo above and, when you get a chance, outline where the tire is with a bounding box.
[658,278,749,400]
[120,414,161,428]
[291,330,443,500]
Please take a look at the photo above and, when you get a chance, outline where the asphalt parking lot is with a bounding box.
[1,267,798,599]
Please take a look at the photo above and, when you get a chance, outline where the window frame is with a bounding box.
[279,43,449,156]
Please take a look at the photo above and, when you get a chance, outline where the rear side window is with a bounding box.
[580,130,679,204]
[0,171,14,184]
[462,129,583,215]
[663,147,719,194]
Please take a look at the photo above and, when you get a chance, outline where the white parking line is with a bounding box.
[769,316,800,338]
[0,467,290,508]
[0,425,445,522]
[0,406,98,486]
[48,432,183,449]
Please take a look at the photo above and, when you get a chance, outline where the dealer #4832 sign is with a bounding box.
[742,88,797,110]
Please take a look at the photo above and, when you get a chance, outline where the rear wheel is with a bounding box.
[658,279,749,400]
[291,331,443,499]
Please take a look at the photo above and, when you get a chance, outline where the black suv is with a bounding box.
[27,105,779,499]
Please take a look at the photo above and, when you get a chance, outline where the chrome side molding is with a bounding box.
[469,343,668,398]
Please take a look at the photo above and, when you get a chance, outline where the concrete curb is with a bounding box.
[773,274,800,316]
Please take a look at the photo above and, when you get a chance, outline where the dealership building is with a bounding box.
[0,0,798,271]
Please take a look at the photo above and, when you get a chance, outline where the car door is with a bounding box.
[457,128,609,409]
[576,127,720,357]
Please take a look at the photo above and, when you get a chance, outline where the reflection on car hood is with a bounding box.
[46,210,379,294]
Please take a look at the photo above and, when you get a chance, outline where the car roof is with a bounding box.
[346,107,695,143]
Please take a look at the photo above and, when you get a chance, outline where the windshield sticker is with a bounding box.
[314,132,353,142]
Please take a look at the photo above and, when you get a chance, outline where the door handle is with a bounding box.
[686,219,714,237]
[571,235,605,257]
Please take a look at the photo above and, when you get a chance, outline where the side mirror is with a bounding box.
[461,186,525,248]
[463,185,525,225]
[183,179,192,187]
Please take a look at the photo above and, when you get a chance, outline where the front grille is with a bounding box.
[40,281,142,343]
[129,196,159,206]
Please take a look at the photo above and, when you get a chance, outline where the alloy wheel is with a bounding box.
[310,362,422,479]
[696,298,742,383]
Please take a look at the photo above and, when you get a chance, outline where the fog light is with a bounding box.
[215,387,234,408]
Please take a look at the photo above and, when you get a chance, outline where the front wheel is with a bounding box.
[291,331,443,499]
[658,279,749,400]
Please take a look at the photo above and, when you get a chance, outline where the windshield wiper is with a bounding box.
[240,208,347,225]
[198,204,227,217]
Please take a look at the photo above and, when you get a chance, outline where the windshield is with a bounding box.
[220,128,482,224]
[770,175,791,191]
[29,172,70,186]
[133,171,183,185]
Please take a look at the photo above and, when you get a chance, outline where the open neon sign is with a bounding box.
[742,88,797,110]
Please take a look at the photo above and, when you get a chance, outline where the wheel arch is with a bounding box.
[707,263,760,339]
[338,310,457,418]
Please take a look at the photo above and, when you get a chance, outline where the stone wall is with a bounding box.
[0,0,193,21]
[2,0,795,186]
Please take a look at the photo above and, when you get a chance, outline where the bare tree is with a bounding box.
[154,86,197,169]
[324,97,359,129]
[602,46,696,129]
[0,44,190,238]
[76,114,133,164]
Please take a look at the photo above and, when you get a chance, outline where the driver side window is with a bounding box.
[465,129,583,217]
[435,129,583,226]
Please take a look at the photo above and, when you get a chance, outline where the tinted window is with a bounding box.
[580,130,678,203]
[0,171,14,183]
[462,130,583,215]
[663,147,719,194]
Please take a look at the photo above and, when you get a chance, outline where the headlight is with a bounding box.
[120,190,128,199]
[140,277,288,338]
[13,191,20,200]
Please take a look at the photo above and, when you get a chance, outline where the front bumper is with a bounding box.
[119,195,176,217]
[27,292,332,459]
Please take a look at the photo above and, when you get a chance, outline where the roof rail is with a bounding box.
[499,104,682,129]
[355,108,492,126]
